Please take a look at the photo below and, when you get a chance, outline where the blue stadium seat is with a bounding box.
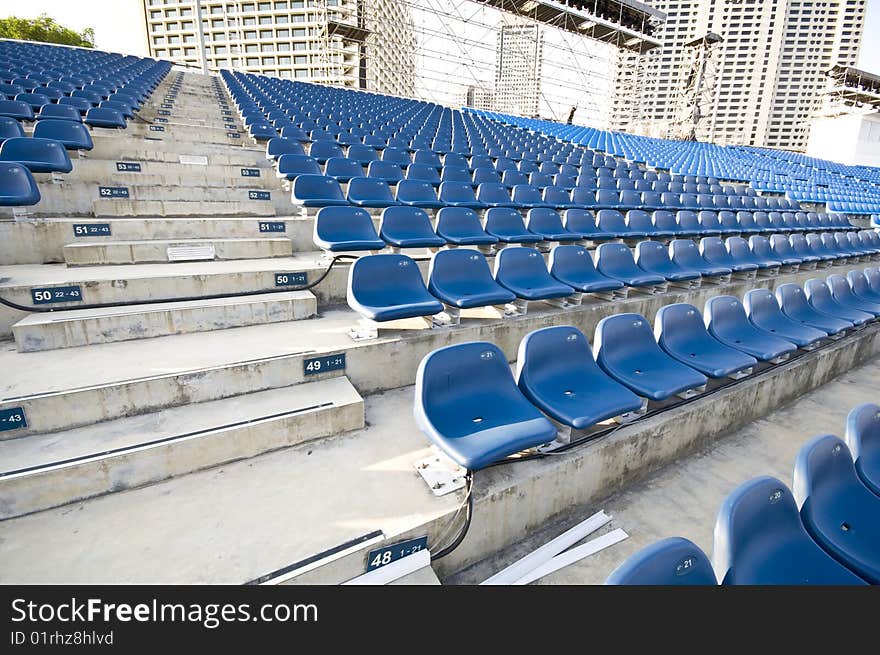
[367,160,404,183]
[276,154,321,180]
[736,211,761,234]
[58,96,92,115]
[0,115,24,144]
[438,181,485,208]
[526,208,581,242]
[0,99,35,121]
[516,325,644,430]
[406,163,441,185]
[347,253,443,321]
[848,270,880,304]
[655,303,757,379]
[428,249,515,309]
[309,141,344,164]
[826,274,880,317]
[635,240,701,284]
[346,144,379,165]
[324,157,364,182]
[396,179,442,208]
[36,103,82,123]
[595,209,633,238]
[791,233,831,264]
[705,296,798,362]
[13,92,49,112]
[804,278,873,326]
[697,211,723,235]
[313,206,385,251]
[605,537,717,586]
[776,283,850,336]
[484,207,542,244]
[511,184,551,208]
[670,239,731,279]
[652,210,685,237]
[494,246,574,301]
[716,211,740,234]
[564,209,612,241]
[476,182,516,208]
[769,234,810,267]
[699,237,757,274]
[793,434,880,583]
[594,313,708,401]
[347,176,398,208]
[0,136,72,173]
[676,211,704,236]
[435,207,497,246]
[413,341,557,470]
[595,242,666,288]
[725,236,778,272]
[846,403,880,496]
[379,206,444,249]
[867,268,880,295]
[0,161,40,206]
[291,174,348,207]
[32,119,93,151]
[542,185,574,209]
[440,166,472,184]
[84,107,126,129]
[743,288,826,349]
[549,245,624,295]
[267,137,305,161]
[413,149,443,169]
[711,476,867,585]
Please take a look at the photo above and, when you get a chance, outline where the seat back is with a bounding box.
[527,207,565,234]
[0,161,40,206]
[669,238,707,269]
[677,210,701,234]
[436,206,486,239]
[348,253,431,306]
[748,235,775,260]
[277,154,321,178]
[35,103,81,122]
[635,240,676,273]
[0,136,72,173]
[595,242,640,277]
[653,210,679,232]
[626,209,653,234]
[291,174,346,205]
[596,209,627,233]
[379,206,437,243]
[605,537,717,585]
[654,303,718,352]
[846,403,880,488]
[314,206,380,249]
[32,119,93,150]
[698,210,722,232]
[769,234,798,259]
[439,181,479,205]
[494,246,556,286]
[429,248,496,288]
[700,237,735,267]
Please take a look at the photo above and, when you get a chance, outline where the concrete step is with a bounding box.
[125,122,255,145]
[12,289,316,352]
[63,237,293,265]
[84,137,265,164]
[0,334,876,583]
[0,376,364,519]
[92,197,279,218]
[53,158,277,189]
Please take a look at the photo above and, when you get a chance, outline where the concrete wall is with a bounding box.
[807,112,880,167]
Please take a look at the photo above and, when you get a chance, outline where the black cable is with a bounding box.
[430,471,474,562]
[0,254,357,314]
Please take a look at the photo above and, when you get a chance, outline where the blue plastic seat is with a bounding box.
[440,166,472,184]
[542,185,574,209]
[13,92,48,112]
[676,210,704,236]
[848,270,880,304]
[736,211,761,234]
[438,181,484,208]
[0,136,72,173]
[413,341,557,470]
[346,144,378,165]
[867,268,880,295]
[635,240,701,283]
[291,173,348,207]
[276,154,321,180]
[793,434,880,583]
[484,207,542,244]
[605,537,717,585]
[670,239,731,278]
[347,253,443,322]
[704,296,797,361]
[314,206,385,251]
[594,313,708,401]
[725,236,777,270]
[776,283,850,335]
[717,211,740,234]
[697,211,723,235]
[0,161,40,206]
[548,245,623,294]
[84,107,126,129]
[595,209,632,238]
[653,210,685,237]
[769,234,808,266]
[379,206,444,249]
[494,247,574,300]
[435,207,497,246]
[712,476,867,585]
[743,288,826,348]
[396,180,442,208]
[428,249,515,309]
[346,176,398,208]
[36,103,81,123]
[325,157,364,182]
[267,137,305,161]
[526,208,581,242]
[0,115,24,144]
[516,325,644,429]
[32,119,93,151]
[309,141,344,164]
[58,96,91,115]
[565,208,612,240]
[476,182,515,208]
[511,184,550,208]
[791,233,830,262]
[367,160,404,184]
[655,303,757,378]
[804,278,873,326]
[595,242,666,288]
[699,237,756,273]
[826,274,880,317]
[846,403,880,496]
[624,210,654,238]
[0,99,35,121]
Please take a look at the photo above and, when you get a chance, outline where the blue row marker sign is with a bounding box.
[241,168,261,178]
[303,353,345,376]
[31,285,83,305]
[73,223,111,237]
[0,407,27,432]
[249,190,271,201]
[259,220,285,232]
[99,186,130,199]
[275,272,307,287]
[116,162,141,172]
[366,536,428,571]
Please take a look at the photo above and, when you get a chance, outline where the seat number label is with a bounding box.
[99,186,130,199]
[259,221,284,232]
[249,190,270,201]
[241,168,261,178]
[303,353,345,376]
[149,125,165,132]
[0,407,27,432]
[116,162,141,172]
[275,272,306,286]
[31,285,83,305]
[73,223,111,237]
[366,536,428,571]
[227,132,241,139]
[158,110,170,116]
[155,117,168,123]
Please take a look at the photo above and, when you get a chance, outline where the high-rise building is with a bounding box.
[611,0,866,150]
[494,16,543,118]
[140,0,415,97]
[463,84,494,111]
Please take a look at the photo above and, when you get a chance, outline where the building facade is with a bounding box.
[493,16,543,118]
[611,0,866,150]
[141,0,415,96]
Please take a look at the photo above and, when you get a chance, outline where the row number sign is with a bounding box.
[149,125,165,132]
[155,117,168,123]
[0,407,27,432]
[31,285,83,305]
[116,162,141,172]
[227,132,241,139]
[303,353,345,376]
[241,168,261,178]
[275,272,307,287]
[366,536,428,572]
[249,190,270,201]
[259,221,284,232]
[158,110,170,116]
[73,223,111,237]
[99,186,130,199]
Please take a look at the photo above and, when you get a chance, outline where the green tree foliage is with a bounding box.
[0,14,95,49]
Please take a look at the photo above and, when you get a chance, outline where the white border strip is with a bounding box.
[514,528,629,585]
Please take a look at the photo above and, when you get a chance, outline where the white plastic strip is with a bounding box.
[514,528,629,585]
[342,549,432,586]
[480,510,611,585]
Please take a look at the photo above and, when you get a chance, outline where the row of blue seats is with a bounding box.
[606,403,880,584]
[0,96,129,130]
[289,173,808,213]
[412,271,880,471]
